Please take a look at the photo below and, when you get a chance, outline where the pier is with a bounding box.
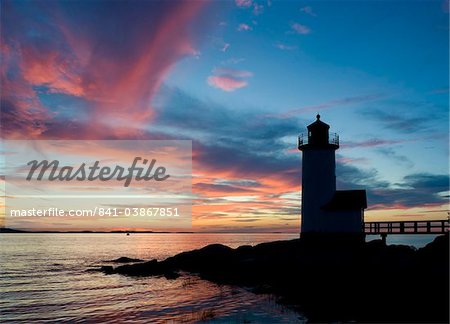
[364,219,449,243]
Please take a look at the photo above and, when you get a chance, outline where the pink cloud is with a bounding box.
[76,2,205,126]
[207,67,253,92]
[337,156,369,165]
[0,43,52,138]
[1,1,208,139]
[238,23,252,31]
[290,22,310,35]
[236,0,253,8]
[207,76,248,92]
[19,46,84,97]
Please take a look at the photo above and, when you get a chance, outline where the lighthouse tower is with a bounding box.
[298,115,367,236]
[298,114,339,233]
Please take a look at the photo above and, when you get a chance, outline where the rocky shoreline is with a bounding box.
[97,234,449,322]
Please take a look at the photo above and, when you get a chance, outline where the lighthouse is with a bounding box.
[298,115,367,236]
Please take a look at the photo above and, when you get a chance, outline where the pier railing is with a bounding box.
[298,133,339,147]
[364,220,449,235]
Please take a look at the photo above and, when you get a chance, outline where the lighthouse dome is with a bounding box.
[306,114,330,145]
[307,114,330,130]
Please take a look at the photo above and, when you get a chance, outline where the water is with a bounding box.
[1,233,437,323]
[366,234,439,248]
[0,233,305,323]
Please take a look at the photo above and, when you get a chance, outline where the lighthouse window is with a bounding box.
[308,131,311,137]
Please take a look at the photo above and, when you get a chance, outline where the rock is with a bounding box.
[164,271,180,280]
[100,266,114,274]
[114,259,171,276]
[105,257,144,263]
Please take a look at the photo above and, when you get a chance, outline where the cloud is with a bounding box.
[360,108,435,134]
[19,47,84,98]
[274,93,385,118]
[207,68,253,92]
[290,22,311,35]
[222,57,246,65]
[235,0,253,8]
[235,0,264,16]
[274,42,297,51]
[207,76,248,92]
[337,155,369,165]
[1,0,208,138]
[209,36,231,52]
[342,138,408,149]
[194,182,257,197]
[221,43,230,52]
[253,3,264,15]
[152,85,302,191]
[400,174,449,191]
[300,6,317,17]
[213,68,253,78]
[336,163,389,191]
[370,173,450,209]
[336,162,449,209]
[376,147,414,168]
[238,23,253,31]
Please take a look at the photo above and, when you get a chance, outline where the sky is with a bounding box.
[1,0,449,232]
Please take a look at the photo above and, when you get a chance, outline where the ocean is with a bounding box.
[0,233,437,323]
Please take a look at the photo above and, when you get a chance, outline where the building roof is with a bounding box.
[307,114,330,130]
[322,190,367,211]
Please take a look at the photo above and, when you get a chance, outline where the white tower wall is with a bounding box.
[301,148,336,233]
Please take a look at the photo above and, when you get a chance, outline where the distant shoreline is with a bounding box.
[0,228,294,234]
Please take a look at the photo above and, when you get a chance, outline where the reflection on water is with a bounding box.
[0,233,305,323]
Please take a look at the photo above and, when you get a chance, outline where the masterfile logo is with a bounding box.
[2,140,192,231]
[25,157,170,187]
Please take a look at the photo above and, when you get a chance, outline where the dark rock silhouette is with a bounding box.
[98,235,449,322]
[100,265,114,274]
[105,257,144,263]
